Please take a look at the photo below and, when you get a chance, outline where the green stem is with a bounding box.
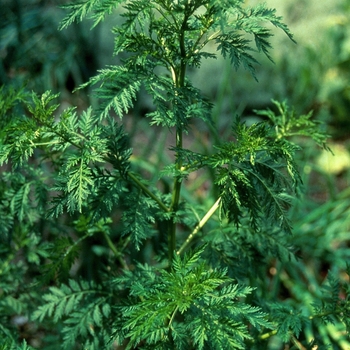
[102,231,129,270]
[168,129,183,264]
[168,305,179,328]
[167,11,189,265]
[177,198,221,256]
[308,309,343,320]
[101,230,118,257]
[259,329,278,340]
[128,171,169,213]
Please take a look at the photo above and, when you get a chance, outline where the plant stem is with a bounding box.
[259,329,278,340]
[102,231,129,270]
[168,129,183,264]
[128,171,169,213]
[168,305,179,328]
[167,11,189,265]
[177,198,221,255]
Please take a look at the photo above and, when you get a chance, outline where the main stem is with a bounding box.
[168,16,188,265]
[168,128,183,264]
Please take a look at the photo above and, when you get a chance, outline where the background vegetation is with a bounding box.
[1,0,350,348]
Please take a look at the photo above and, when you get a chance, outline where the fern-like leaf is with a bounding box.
[121,189,158,250]
[112,247,272,349]
[33,279,112,348]
[78,66,141,120]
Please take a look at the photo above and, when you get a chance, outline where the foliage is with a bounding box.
[0,0,349,349]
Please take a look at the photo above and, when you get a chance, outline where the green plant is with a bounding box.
[1,0,349,349]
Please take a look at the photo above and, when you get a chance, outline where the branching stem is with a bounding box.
[177,197,221,255]
[128,171,169,212]
[102,231,129,270]
[168,305,179,328]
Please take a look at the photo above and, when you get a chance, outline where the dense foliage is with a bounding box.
[1,0,349,349]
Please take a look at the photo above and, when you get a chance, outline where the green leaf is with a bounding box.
[114,249,272,348]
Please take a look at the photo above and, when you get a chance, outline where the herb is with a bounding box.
[1,0,348,349]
